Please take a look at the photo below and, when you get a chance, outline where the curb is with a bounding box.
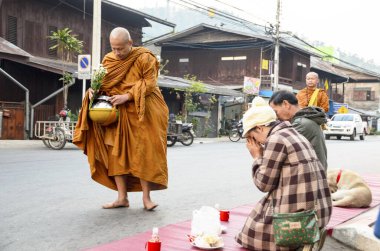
[331,205,380,251]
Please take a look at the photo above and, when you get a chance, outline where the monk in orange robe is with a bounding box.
[74,27,168,210]
[296,72,329,113]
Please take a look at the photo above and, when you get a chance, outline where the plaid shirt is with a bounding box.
[236,121,332,251]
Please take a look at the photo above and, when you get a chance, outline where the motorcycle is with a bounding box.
[167,122,195,147]
[228,119,243,142]
[38,108,75,150]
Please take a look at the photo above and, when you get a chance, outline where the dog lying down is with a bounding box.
[327,169,372,208]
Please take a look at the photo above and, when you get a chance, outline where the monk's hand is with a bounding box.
[88,88,94,99]
[109,94,130,106]
[246,137,262,159]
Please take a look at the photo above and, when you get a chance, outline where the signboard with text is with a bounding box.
[78,54,91,79]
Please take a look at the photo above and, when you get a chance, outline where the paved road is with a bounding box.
[1,136,379,250]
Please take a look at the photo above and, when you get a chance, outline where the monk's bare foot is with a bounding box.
[143,200,158,211]
[102,199,129,209]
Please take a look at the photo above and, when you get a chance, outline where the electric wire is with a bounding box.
[169,0,379,77]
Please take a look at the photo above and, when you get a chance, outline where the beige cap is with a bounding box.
[242,96,277,137]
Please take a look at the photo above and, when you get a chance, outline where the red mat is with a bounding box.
[326,174,380,235]
[85,206,253,251]
[86,175,380,251]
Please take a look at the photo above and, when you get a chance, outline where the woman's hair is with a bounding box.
[269,90,298,106]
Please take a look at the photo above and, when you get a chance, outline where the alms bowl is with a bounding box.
[88,107,118,126]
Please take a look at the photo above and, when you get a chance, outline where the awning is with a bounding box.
[158,75,244,97]
[27,56,77,76]
[0,37,31,57]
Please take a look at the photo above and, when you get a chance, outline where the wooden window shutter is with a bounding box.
[6,16,17,45]
[47,26,58,57]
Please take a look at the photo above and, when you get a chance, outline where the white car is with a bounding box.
[325,113,365,140]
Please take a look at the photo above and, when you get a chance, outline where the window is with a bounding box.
[353,88,375,101]
[221,56,246,61]
[47,26,58,57]
[179,58,189,63]
[24,21,42,53]
[332,115,353,121]
[179,58,189,75]
[6,16,17,45]
[295,62,306,81]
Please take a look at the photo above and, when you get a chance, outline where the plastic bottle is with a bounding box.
[150,227,160,242]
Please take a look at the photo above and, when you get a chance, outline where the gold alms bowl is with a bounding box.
[88,107,118,126]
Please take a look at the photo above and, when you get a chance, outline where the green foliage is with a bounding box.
[176,75,207,122]
[89,65,108,109]
[49,27,84,110]
[59,72,74,85]
[49,28,83,62]
[67,109,79,121]
[173,75,218,136]
[370,127,380,135]
[159,59,170,75]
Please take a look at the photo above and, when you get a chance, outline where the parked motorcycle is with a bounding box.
[167,122,195,147]
[37,108,75,150]
[228,119,243,142]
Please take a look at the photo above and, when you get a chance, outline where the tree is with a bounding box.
[49,28,83,109]
[176,75,217,136]
[180,74,207,122]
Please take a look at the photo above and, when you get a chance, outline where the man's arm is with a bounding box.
[296,89,308,108]
[319,91,329,112]
[134,53,158,95]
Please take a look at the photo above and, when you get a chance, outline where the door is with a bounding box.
[0,102,25,139]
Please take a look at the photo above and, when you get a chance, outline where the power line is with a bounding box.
[163,0,379,76]
[212,0,273,26]
[172,0,267,32]
[287,34,380,77]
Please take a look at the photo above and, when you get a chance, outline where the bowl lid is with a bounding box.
[96,95,110,101]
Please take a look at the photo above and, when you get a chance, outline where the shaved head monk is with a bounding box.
[296,72,329,113]
[74,27,169,210]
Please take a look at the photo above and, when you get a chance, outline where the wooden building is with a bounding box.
[311,56,380,117]
[155,24,380,123]
[155,23,317,92]
[0,0,175,139]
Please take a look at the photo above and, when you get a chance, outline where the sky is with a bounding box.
[110,0,380,66]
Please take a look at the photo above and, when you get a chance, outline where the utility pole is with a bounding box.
[92,0,101,69]
[273,0,281,91]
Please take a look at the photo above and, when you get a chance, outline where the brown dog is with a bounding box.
[327,169,372,208]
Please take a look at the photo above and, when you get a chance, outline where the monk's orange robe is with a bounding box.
[73,47,169,192]
[296,87,329,113]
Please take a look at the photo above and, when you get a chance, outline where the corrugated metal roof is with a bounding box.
[0,37,31,57]
[311,57,349,80]
[103,0,175,28]
[27,56,77,76]
[158,75,244,97]
[154,23,320,56]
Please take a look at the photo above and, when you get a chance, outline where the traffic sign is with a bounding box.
[337,106,348,114]
[78,54,91,79]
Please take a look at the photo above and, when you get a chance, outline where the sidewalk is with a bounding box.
[0,137,233,149]
[193,136,232,144]
[329,205,380,251]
